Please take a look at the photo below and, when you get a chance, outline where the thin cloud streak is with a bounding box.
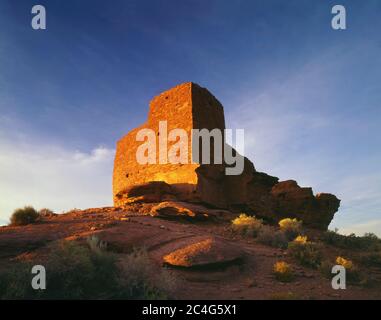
[226,44,381,236]
[336,220,381,237]
[0,135,115,225]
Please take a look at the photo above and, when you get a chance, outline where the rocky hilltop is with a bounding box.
[113,82,340,229]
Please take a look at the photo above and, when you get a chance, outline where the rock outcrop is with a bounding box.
[163,237,244,268]
[270,180,341,229]
[113,82,340,229]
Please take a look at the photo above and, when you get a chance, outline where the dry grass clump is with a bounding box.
[39,208,55,217]
[257,226,288,249]
[118,248,177,299]
[273,261,294,282]
[231,214,263,237]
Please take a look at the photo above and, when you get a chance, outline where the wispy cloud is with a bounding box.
[226,46,344,184]
[226,43,381,236]
[335,220,381,237]
[0,134,114,225]
[329,172,381,236]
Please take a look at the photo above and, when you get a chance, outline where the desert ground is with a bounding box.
[1,206,380,300]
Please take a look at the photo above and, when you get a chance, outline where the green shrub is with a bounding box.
[278,218,303,241]
[231,214,263,237]
[323,230,381,251]
[0,262,33,299]
[17,240,118,299]
[9,206,40,226]
[288,238,322,268]
[360,252,381,268]
[0,241,176,299]
[319,260,333,278]
[257,227,288,249]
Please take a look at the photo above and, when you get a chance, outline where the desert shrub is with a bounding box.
[231,214,263,237]
[257,227,288,249]
[320,258,364,284]
[0,262,33,299]
[87,235,108,254]
[117,248,177,299]
[319,260,333,278]
[0,241,176,299]
[273,261,294,282]
[288,237,322,268]
[278,218,303,240]
[360,252,381,268]
[0,241,105,299]
[335,256,361,283]
[323,230,381,251]
[336,256,353,269]
[39,208,55,217]
[9,206,40,226]
[31,240,118,299]
[293,235,307,244]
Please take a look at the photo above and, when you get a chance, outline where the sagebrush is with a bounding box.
[9,206,40,226]
[288,237,322,268]
[231,214,263,237]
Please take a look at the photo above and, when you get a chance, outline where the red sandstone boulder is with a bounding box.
[150,201,200,219]
[163,237,244,268]
[270,180,340,229]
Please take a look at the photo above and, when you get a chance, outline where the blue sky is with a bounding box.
[0,0,380,235]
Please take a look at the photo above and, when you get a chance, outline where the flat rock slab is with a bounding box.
[149,201,234,221]
[150,201,206,220]
[163,237,244,268]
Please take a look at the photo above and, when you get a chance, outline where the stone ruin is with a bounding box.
[113,82,340,229]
